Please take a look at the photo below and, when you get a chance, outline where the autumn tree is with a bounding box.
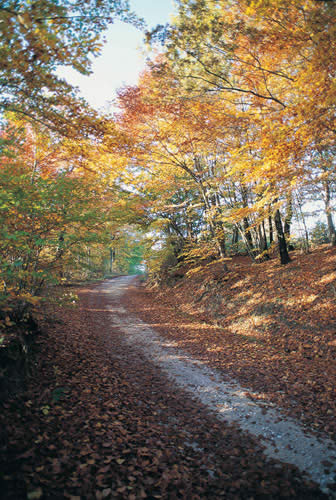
[115,65,251,265]
[144,0,336,263]
[0,0,142,136]
[0,0,147,301]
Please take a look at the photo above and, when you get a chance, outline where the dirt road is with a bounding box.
[2,277,335,499]
[102,277,336,497]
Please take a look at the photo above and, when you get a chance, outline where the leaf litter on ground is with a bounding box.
[1,249,335,498]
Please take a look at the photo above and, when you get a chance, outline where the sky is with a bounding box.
[58,0,175,111]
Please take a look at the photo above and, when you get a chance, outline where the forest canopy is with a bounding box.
[113,0,336,271]
[0,0,335,317]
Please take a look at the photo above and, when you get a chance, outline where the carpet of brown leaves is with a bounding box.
[0,273,330,499]
[124,246,336,442]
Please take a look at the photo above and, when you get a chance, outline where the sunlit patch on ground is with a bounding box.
[123,246,336,441]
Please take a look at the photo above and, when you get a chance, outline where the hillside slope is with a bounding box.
[124,246,336,440]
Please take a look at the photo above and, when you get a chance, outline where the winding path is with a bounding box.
[96,276,336,496]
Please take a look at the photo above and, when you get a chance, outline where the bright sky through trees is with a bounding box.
[57,0,174,110]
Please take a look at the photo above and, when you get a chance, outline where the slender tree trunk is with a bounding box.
[186,220,193,240]
[231,226,239,254]
[295,194,310,253]
[215,193,227,258]
[183,157,227,266]
[240,184,254,255]
[274,209,291,264]
[268,215,273,245]
[109,247,115,273]
[243,217,254,250]
[258,223,269,257]
[237,224,255,261]
[31,137,38,184]
[254,223,269,261]
[257,225,263,250]
[216,231,226,259]
[198,174,227,262]
[262,220,268,250]
[56,232,65,261]
[324,180,336,246]
[284,194,294,250]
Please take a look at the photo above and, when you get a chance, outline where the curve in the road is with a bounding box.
[100,277,336,496]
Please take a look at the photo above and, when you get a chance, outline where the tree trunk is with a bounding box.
[215,220,227,258]
[268,215,273,245]
[237,224,255,261]
[216,233,226,259]
[295,194,310,253]
[257,225,263,251]
[109,247,115,273]
[231,226,239,253]
[243,217,254,250]
[324,180,336,246]
[240,184,255,255]
[274,209,291,265]
[197,173,227,262]
[56,232,65,261]
[262,220,268,249]
[257,222,269,259]
[186,220,193,240]
[284,194,294,250]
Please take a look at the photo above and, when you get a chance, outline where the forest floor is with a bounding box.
[1,246,335,499]
[126,246,336,441]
